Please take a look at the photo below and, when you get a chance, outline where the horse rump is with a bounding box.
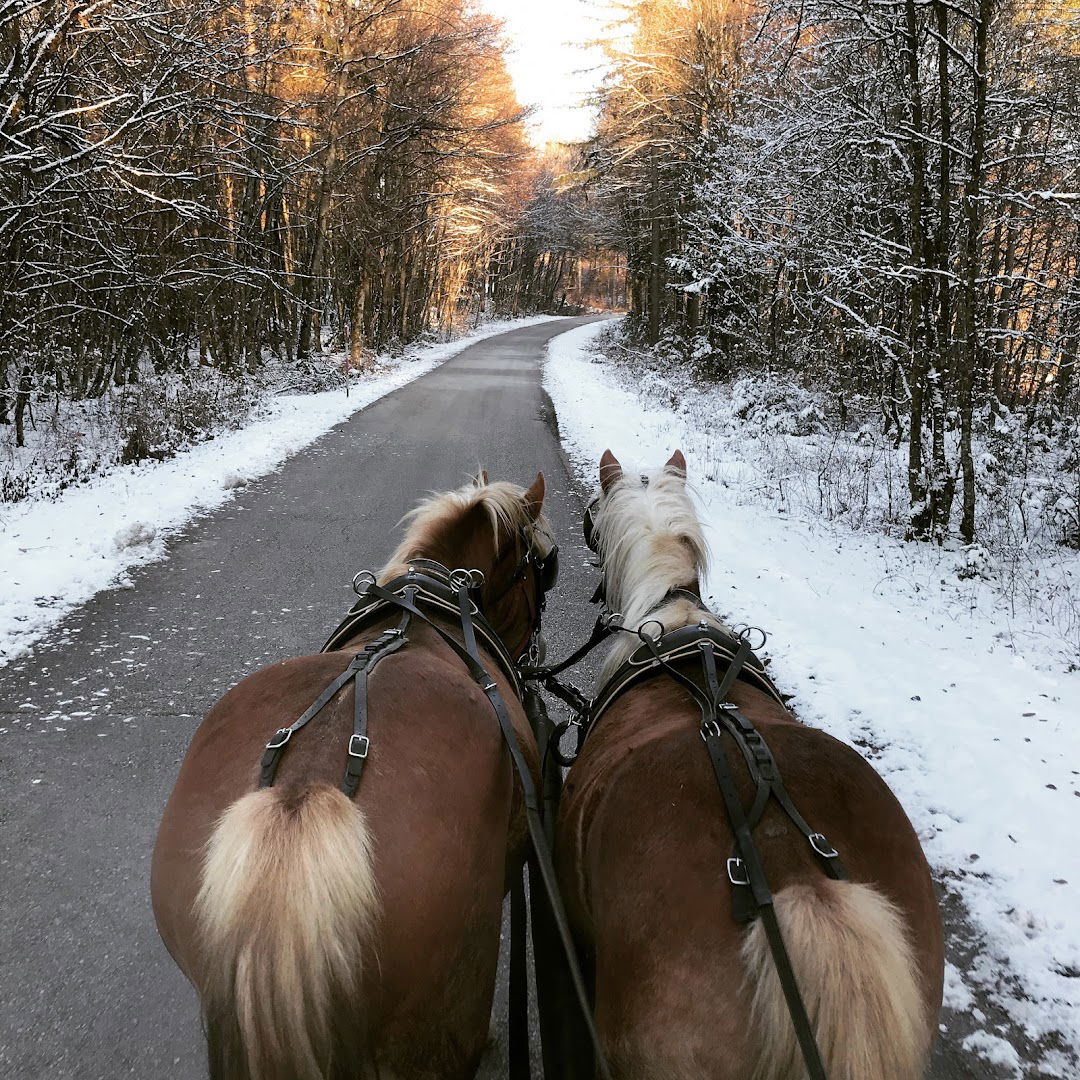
[194,783,379,1080]
[742,880,930,1080]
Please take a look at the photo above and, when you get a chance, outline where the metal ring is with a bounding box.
[469,568,486,587]
[738,626,768,651]
[601,610,624,630]
[352,570,376,595]
[449,568,472,591]
[638,619,664,644]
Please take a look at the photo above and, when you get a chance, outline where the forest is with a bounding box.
[587,0,1080,550]
[5,0,1080,555]
[0,0,613,477]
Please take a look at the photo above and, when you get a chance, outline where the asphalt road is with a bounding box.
[0,316,1031,1078]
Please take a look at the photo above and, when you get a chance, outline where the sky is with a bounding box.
[477,0,614,147]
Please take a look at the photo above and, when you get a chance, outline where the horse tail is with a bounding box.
[194,784,379,1080]
[741,880,930,1080]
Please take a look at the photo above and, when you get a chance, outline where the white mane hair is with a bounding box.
[381,477,555,582]
[593,463,719,684]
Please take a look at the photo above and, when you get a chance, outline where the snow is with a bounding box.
[0,316,559,666]
[544,318,1080,1076]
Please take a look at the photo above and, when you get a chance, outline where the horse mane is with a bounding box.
[594,465,713,683]
[381,477,554,582]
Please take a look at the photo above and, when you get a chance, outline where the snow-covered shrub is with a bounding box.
[956,544,996,581]
[1,365,259,502]
[729,377,827,436]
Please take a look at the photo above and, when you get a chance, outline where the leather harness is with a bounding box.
[524,512,847,1080]
[253,558,612,1080]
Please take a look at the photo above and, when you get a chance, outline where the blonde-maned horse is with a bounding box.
[557,449,944,1080]
[151,473,555,1080]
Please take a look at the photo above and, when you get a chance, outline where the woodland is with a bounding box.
[589,0,1080,548]
[0,0,613,469]
[5,0,1080,555]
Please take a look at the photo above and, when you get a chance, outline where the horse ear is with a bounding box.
[664,449,687,479]
[474,468,489,487]
[523,472,545,520]
[599,449,622,494]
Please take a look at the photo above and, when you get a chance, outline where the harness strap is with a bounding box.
[509,872,530,1080]
[638,632,831,1080]
[525,614,612,679]
[341,607,412,798]
[699,643,848,882]
[259,611,411,792]
[362,582,614,1080]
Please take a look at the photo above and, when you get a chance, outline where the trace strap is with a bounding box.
[259,606,412,794]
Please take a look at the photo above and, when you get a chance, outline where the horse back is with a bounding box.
[557,676,944,1076]
[152,616,535,1037]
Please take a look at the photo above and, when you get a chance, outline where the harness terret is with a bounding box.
[253,556,612,1080]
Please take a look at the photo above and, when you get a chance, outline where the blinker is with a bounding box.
[536,544,560,593]
[583,499,600,553]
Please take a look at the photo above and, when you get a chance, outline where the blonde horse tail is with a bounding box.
[742,880,930,1080]
[194,784,379,1080]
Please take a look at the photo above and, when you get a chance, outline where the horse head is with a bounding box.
[585,448,706,629]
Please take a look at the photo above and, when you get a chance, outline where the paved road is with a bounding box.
[0,316,1011,1078]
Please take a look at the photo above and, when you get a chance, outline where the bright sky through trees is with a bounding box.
[478,0,611,146]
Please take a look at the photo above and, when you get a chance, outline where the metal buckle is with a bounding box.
[266,728,292,750]
[809,832,838,858]
[348,734,370,759]
[701,719,722,740]
[727,858,749,886]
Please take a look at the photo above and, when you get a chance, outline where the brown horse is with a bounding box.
[151,472,554,1080]
[557,450,943,1080]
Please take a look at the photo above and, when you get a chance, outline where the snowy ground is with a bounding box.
[0,316,557,666]
[544,319,1080,1078]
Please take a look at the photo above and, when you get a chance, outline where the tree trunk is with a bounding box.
[958,0,990,545]
[904,0,932,540]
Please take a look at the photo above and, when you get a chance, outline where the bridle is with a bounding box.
[486,529,559,662]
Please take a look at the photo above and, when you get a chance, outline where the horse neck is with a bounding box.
[597,546,714,687]
[399,536,533,657]
[606,520,702,625]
